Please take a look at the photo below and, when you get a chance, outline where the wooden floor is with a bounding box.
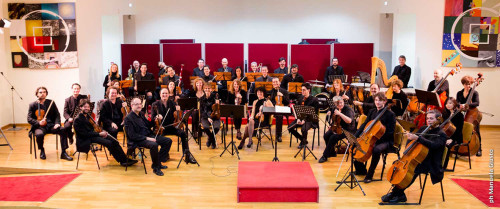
[0,121,499,209]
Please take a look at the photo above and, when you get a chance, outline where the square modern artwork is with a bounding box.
[8,3,78,69]
[442,0,499,67]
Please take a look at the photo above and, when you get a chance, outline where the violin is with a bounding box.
[87,113,118,141]
[274,88,283,106]
[211,93,221,120]
[173,107,184,129]
[329,108,343,134]
[120,96,130,122]
[36,100,54,127]
[152,106,165,136]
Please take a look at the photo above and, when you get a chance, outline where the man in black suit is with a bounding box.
[270,77,290,142]
[324,57,344,84]
[392,55,411,88]
[62,83,88,146]
[288,83,319,149]
[274,57,288,74]
[192,59,205,77]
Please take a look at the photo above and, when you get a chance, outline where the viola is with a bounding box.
[121,97,131,122]
[211,93,221,120]
[329,110,343,135]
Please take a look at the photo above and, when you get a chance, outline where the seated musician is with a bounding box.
[111,80,126,99]
[280,64,304,90]
[329,78,353,105]
[238,87,273,149]
[183,78,206,138]
[28,87,72,161]
[129,60,140,79]
[270,77,290,142]
[320,96,355,163]
[391,55,411,88]
[158,61,167,78]
[381,110,446,203]
[274,57,288,74]
[133,63,156,106]
[389,79,408,117]
[62,83,88,146]
[152,88,197,164]
[192,59,205,77]
[200,84,221,149]
[250,61,259,73]
[256,66,273,82]
[201,65,215,82]
[217,58,235,77]
[74,99,137,166]
[231,66,247,83]
[353,92,396,183]
[353,83,379,114]
[289,83,320,149]
[124,97,173,176]
[456,75,482,156]
[427,68,449,97]
[165,81,180,101]
[324,57,344,84]
[442,97,464,170]
[103,63,121,97]
[100,87,127,139]
[161,66,184,94]
[226,79,248,139]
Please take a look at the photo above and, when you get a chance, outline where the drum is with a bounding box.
[311,84,324,96]
[315,92,330,112]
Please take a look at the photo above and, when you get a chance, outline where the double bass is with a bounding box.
[457,73,484,156]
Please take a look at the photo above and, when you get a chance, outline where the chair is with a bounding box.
[255,115,274,152]
[198,120,225,149]
[29,130,59,159]
[288,120,320,150]
[373,123,403,181]
[451,122,474,171]
[75,143,107,170]
[123,125,148,174]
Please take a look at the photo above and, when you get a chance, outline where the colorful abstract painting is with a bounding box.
[8,3,78,69]
[442,0,500,67]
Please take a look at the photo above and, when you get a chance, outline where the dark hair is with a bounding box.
[301,83,311,90]
[445,97,459,109]
[291,64,298,70]
[79,99,91,107]
[399,55,406,60]
[198,58,204,62]
[427,109,441,119]
[235,66,244,76]
[373,92,387,102]
[279,57,286,62]
[71,83,81,89]
[140,63,148,68]
[203,65,210,70]
[256,86,267,95]
[35,86,48,96]
[106,86,119,97]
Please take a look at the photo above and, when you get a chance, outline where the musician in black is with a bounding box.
[238,87,272,149]
[158,61,167,78]
[28,87,71,160]
[161,66,184,94]
[442,97,464,170]
[389,79,408,117]
[99,87,126,139]
[250,61,259,73]
[381,110,446,203]
[392,55,411,88]
[226,79,248,139]
[256,66,273,82]
[427,69,449,97]
[217,58,235,77]
[320,96,355,163]
[192,59,205,77]
[165,81,180,101]
[353,83,379,114]
[200,84,221,149]
[274,57,288,74]
[183,78,206,138]
[124,97,173,176]
[201,65,215,82]
[74,99,137,166]
[62,83,88,146]
[289,83,319,149]
[152,88,196,164]
[329,78,354,105]
[324,57,344,84]
[103,63,121,97]
[133,63,156,106]
[280,64,304,90]
[456,75,482,156]
[270,77,290,142]
[232,66,247,82]
[353,92,396,183]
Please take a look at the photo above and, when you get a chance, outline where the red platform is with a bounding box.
[237,161,319,202]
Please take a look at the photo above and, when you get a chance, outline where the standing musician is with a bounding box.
[427,69,449,97]
[152,88,197,164]
[353,83,379,115]
[353,92,396,183]
[324,57,344,84]
[320,96,355,163]
[274,57,288,74]
[133,63,156,106]
[231,66,247,82]
[201,65,215,82]
[103,63,121,96]
[124,97,173,176]
[270,77,290,142]
[226,79,248,139]
[389,79,408,117]
[184,78,206,138]
[288,83,319,149]
[329,79,353,105]
[391,55,411,88]
[381,110,446,203]
[250,61,259,73]
[74,99,138,166]
[442,97,464,170]
[456,75,482,156]
[238,87,273,149]
[62,83,88,146]
[27,87,72,161]
[99,87,127,139]
[192,59,205,77]
[200,84,221,149]
[280,64,304,90]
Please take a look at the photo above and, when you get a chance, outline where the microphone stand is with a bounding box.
[1,72,23,131]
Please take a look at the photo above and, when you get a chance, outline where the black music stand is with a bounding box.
[137,80,156,93]
[263,106,292,162]
[219,104,245,159]
[328,75,347,83]
[415,89,441,109]
[357,71,371,84]
[335,129,366,196]
[176,109,200,168]
[292,105,318,161]
[177,98,199,148]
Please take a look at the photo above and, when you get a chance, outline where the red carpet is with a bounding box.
[237,161,319,202]
[0,173,81,202]
[451,178,499,207]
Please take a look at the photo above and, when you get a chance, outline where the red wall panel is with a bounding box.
[333,43,373,79]
[205,43,244,73]
[248,43,288,72]
[291,44,331,82]
[162,43,202,89]
[121,44,160,80]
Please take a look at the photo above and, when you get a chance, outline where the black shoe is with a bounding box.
[277,137,282,142]
[61,152,73,161]
[318,156,327,163]
[206,139,211,147]
[40,149,46,160]
[155,164,168,169]
[363,177,372,183]
[237,130,242,140]
[381,192,395,202]
[388,193,407,203]
[120,161,136,167]
[153,167,164,176]
[237,140,245,150]
[185,153,197,164]
[211,140,216,149]
[444,169,454,172]
[246,139,253,148]
[476,150,482,157]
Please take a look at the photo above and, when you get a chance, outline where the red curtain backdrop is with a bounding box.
[162,43,202,88]
[159,39,195,44]
[333,43,374,79]
[248,43,288,72]
[205,43,244,73]
[291,44,331,82]
[120,44,161,80]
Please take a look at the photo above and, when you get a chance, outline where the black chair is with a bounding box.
[450,122,474,171]
[124,144,148,174]
[255,116,274,152]
[75,143,107,170]
[289,123,320,150]
[29,130,59,159]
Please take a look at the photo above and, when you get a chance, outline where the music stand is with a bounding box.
[269,73,285,82]
[255,82,273,92]
[219,104,245,159]
[335,129,366,196]
[288,82,302,94]
[357,71,371,84]
[177,98,199,148]
[214,72,232,81]
[328,75,348,83]
[415,89,441,109]
[176,109,200,168]
[262,106,292,162]
[137,80,156,93]
[246,72,262,82]
[292,105,318,161]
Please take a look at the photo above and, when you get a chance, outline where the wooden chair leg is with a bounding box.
[76,152,81,170]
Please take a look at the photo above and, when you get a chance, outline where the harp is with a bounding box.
[370,57,399,98]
